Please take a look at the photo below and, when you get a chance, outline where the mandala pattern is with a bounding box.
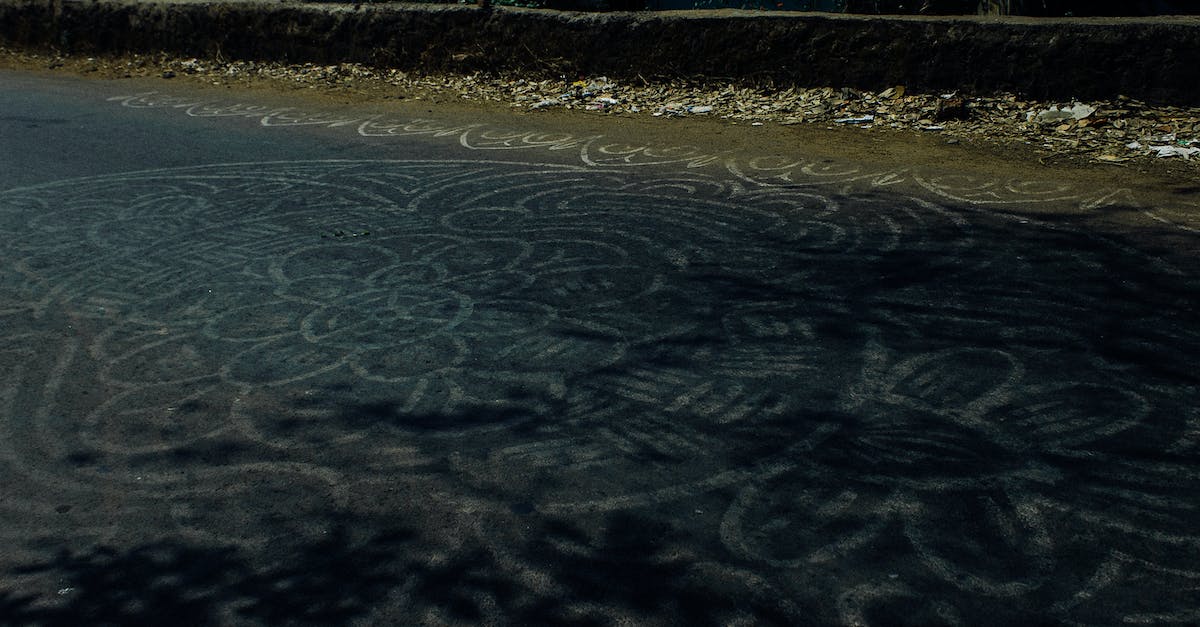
[1,159,1197,624]
[108,91,1184,223]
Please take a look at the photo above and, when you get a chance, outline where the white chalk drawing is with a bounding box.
[1,152,1196,623]
[103,91,1200,233]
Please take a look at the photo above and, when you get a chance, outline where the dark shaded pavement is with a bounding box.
[1,72,1198,625]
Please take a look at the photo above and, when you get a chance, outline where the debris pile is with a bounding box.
[6,46,1199,169]
[492,74,1200,165]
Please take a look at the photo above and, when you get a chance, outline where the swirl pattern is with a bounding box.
[105,90,1200,232]
[1,159,1197,624]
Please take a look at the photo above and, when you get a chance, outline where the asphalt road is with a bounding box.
[1,71,1198,626]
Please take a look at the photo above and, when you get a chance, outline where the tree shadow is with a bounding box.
[5,191,1199,625]
[2,525,416,626]
[3,510,803,626]
[399,511,803,625]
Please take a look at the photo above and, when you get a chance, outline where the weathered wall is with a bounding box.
[2,0,1198,105]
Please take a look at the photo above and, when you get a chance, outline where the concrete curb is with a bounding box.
[3,0,1199,105]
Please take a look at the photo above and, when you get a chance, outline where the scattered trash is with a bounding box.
[936,96,969,121]
[751,122,764,126]
[1149,145,1200,159]
[586,101,611,111]
[654,102,687,117]
[1030,103,1096,124]
[27,50,1198,170]
[57,588,74,596]
[578,76,611,96]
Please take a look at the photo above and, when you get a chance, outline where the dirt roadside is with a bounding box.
[3,46,1199,245]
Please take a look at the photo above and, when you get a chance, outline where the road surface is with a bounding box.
[1,71,1198,625]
